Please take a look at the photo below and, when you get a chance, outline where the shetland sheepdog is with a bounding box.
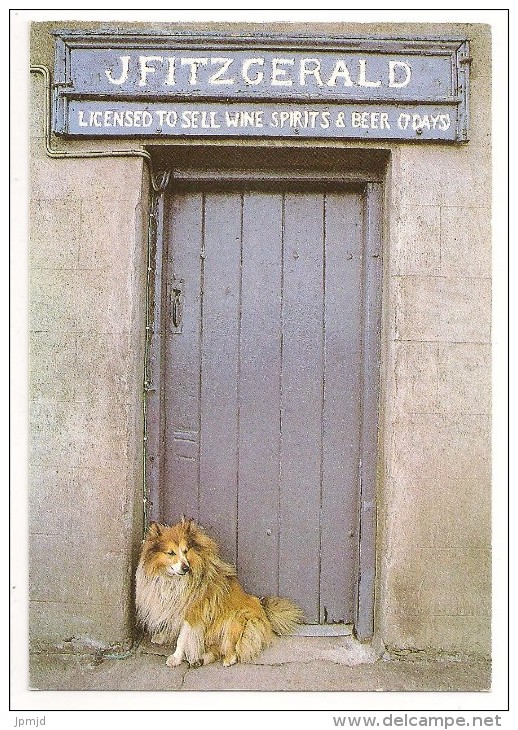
[135,518,303,667]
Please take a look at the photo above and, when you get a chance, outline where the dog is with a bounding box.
[135,517,303,667]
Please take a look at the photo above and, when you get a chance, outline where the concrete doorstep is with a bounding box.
[29,636,491,693]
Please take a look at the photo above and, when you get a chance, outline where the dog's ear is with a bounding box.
[181,516,199,538]
[147,522,162,539]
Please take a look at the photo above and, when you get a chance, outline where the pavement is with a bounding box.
[29,635,491,693]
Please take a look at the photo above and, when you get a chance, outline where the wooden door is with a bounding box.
[147,179,381,629]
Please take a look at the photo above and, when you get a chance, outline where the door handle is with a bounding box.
[170,280,184,333]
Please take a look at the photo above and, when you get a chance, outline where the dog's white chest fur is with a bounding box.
[135,562,186,641]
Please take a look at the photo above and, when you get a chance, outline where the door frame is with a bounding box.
[143,163,383,641]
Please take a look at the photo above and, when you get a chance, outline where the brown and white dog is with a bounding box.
[135,518,303,667]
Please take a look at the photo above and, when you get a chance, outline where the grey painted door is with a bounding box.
[157,182,372,625]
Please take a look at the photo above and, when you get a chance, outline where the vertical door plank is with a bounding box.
[162,193,203,525]
[237,192,283,596]
[356,183,383,640]
[279,193,324,623]
[199,192,242,564]
[319,191,363,623]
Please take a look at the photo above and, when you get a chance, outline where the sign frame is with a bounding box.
[52,30,471,142]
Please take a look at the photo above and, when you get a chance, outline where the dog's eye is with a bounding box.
[166,549,176,556]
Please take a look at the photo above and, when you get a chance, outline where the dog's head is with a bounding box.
[140,517,218,579]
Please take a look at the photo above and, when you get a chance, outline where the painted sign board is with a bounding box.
[53,31,470,141]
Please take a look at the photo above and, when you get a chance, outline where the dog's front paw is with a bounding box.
[188,659,203,668]
[165,653,183,667]
[222,653,237,667]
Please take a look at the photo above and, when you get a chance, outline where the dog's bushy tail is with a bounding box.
[261,596,303,635]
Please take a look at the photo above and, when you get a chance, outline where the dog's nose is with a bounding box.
[181,564,190,573]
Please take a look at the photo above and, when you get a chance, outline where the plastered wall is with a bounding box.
[29,70,149,649]
[29,21,491,657]
[378,26,491,656]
